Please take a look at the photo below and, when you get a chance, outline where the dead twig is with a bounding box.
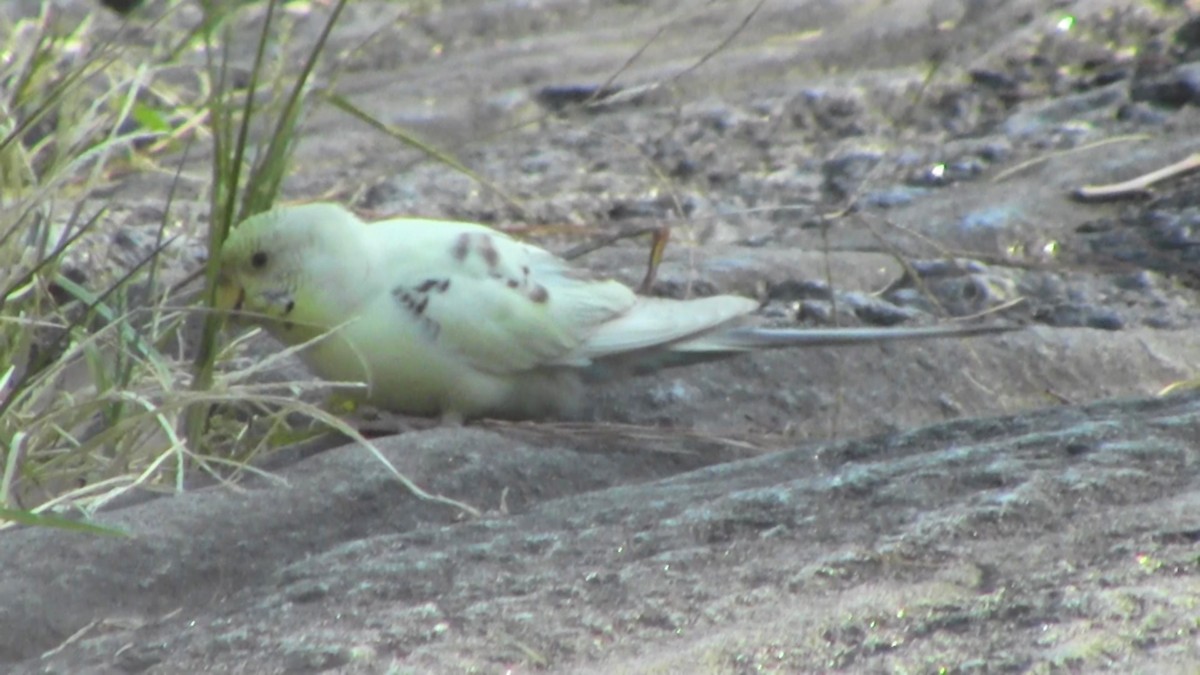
[1073,152,1200,202]
[989,134,1150,184]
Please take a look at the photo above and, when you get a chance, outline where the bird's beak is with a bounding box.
[214,274,245,314]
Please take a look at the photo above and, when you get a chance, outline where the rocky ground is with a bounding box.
[4,0,1200,672]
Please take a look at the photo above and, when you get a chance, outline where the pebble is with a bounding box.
[822,145,884,199]
[1130,61,1200,107]
[841,291,920,326]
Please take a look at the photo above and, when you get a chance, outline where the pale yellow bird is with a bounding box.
[216,203,1013,422]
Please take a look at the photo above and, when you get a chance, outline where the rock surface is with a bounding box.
[4,393,1200,672]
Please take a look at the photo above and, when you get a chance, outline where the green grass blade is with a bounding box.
[0,506,129,536]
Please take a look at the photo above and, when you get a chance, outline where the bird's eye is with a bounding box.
[250,251,269,269]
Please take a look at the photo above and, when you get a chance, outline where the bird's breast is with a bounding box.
[294,297,510,418]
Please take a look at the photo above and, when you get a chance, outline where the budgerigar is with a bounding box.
[216,202,1014,422]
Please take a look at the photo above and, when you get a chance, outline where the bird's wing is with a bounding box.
[368,218,640,374]
[571,295,759,360]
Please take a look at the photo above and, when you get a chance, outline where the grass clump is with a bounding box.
[0,0,366,528]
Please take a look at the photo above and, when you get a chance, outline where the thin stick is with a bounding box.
[1073,152,1200,202]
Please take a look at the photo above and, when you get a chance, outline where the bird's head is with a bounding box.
[215,202,374,337]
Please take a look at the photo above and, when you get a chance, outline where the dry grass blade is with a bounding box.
[484,419,778,455]
[991,134,1151,184]
[559,225,665,261]
[1073,151,1200,202]
[278,401,483,519]
[324,92,527,216]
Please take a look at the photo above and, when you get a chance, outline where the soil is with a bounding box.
[4,0,1200,672]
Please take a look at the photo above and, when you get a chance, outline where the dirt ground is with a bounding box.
[4,0,1200,672]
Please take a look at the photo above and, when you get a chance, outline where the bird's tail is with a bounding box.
[586,322,1018,378]
[671,322,1019,352]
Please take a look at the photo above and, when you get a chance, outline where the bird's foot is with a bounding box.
[326,394,443,437]
[345,407,446,437]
